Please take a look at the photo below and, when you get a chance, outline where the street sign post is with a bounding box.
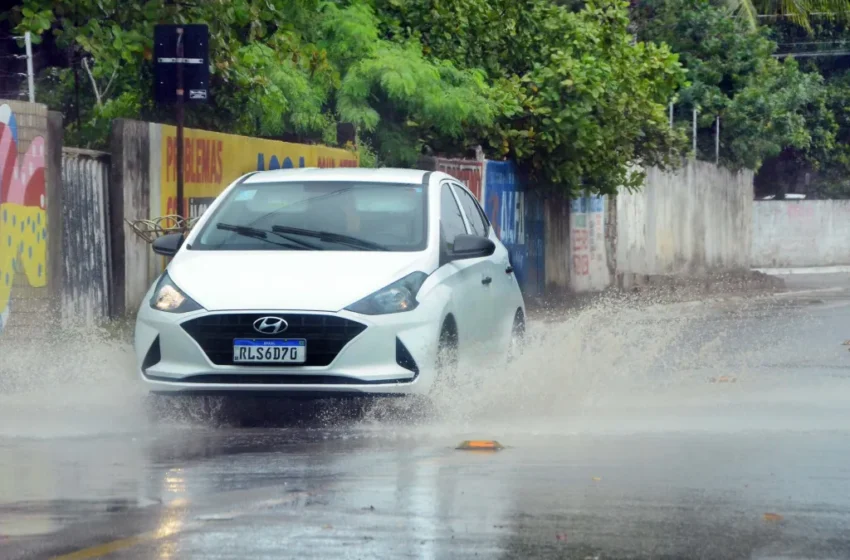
[154,24,209,220]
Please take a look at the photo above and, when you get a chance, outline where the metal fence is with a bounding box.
[61,148,112,325]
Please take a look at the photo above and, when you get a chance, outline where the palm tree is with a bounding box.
[732,0,850,32]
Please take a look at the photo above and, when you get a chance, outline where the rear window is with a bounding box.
[192,181,429,252]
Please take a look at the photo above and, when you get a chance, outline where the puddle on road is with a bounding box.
[0,293,846,546]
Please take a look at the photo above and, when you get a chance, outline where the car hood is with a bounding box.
[167,250,432,312]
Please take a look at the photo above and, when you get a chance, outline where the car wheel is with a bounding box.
[507,309,526,363]
[432,319,459,392]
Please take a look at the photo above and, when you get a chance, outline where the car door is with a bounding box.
[437,181,492,359]
[451,183,513,352]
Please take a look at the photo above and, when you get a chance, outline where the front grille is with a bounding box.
[181,313,367,367]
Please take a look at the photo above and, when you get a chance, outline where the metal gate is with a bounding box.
[61,148,112,325]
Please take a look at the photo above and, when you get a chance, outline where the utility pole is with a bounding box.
[175,27,185,220]
[715,116,720,164]
[692,108,697,157]
[24,32,35,102]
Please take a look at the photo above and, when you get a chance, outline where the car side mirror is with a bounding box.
[152,232,185,257]
[450,234,495,261]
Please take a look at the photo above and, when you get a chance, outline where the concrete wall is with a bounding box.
[110,119,359,316]
[751,200,850,268]
[0,101,54,339]
[615,160,753,278]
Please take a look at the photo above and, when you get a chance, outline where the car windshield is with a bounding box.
[191,180,428,252]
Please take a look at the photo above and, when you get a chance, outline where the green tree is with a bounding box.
[728,0,850,34]
[6,0,497,166]
[636,0,836,175]
[10,0,693,196]
[379,0,689,196]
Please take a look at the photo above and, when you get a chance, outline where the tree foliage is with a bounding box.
[379,0,689,195]
[7,0,498,166]
[727,0,850,34]
[637,0,836,174]
[10,0,690,196]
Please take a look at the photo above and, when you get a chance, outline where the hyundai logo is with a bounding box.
[253,316,288,335]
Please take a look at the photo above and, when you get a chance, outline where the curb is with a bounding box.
[772,287,848,298]
[753,266,850,275]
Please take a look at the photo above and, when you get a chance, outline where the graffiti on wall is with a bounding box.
[0,104,48,334]
[435,158,484,201]
[160,125,359,219]
[485,160,527,279]
[569,194,608,291]
[482,160,545,297]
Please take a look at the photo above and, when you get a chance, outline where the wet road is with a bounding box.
[1,280,850,559]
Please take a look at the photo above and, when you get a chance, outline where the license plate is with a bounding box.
[232,339,306,363]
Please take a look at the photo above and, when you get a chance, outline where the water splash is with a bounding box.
[0,320,141,438]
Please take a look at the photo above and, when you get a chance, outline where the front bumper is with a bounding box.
[134,304,441,396]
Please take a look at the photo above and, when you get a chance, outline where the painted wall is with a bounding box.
[432,157,485,201]
[751,200,850,268]
[569,194,610,291]
[483,160,545,297]
[111,119,359,316]
[616,161,753,277]
[105,134,754,316]
[152,124,358,221]
[0,101,49,337]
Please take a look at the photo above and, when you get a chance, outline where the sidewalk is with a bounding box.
[524,269,787,322]
[765,270,850,294]
[524,268,850,323]
[753,265,850,275]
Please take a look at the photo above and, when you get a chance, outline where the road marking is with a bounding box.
[50,531,171,560]
[50,493,309,560]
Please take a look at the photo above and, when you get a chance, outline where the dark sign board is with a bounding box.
[154,24,209,105]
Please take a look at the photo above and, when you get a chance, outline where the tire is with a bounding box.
[507,309,526,364]
[431,319,460,394]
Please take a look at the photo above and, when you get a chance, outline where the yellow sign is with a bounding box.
[159,125,359,218]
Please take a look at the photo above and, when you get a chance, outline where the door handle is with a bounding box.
[482,276,492,285]
[505,265,514,274]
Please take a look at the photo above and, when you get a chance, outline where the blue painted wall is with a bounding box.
[483,160,545,297]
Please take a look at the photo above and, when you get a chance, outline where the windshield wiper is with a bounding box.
[271,225,390,251]
[215,223,319,250]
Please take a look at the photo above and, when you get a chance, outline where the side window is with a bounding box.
[453,184,488,237]
[441,183,468,249]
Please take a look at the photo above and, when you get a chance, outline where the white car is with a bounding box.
[134,167,526,401]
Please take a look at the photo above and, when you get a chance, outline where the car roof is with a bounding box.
[242,167,431,185]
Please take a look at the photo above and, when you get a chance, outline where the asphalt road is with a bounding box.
[1,278,850,559]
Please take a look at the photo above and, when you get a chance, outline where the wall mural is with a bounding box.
[0,103,48,335]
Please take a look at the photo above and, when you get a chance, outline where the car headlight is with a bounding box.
[345,272,428,315]
[149,272,203,313]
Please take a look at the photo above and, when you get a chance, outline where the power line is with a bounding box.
[778,40,850,46]
[773,50,850,57]
[756,12,849,18]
